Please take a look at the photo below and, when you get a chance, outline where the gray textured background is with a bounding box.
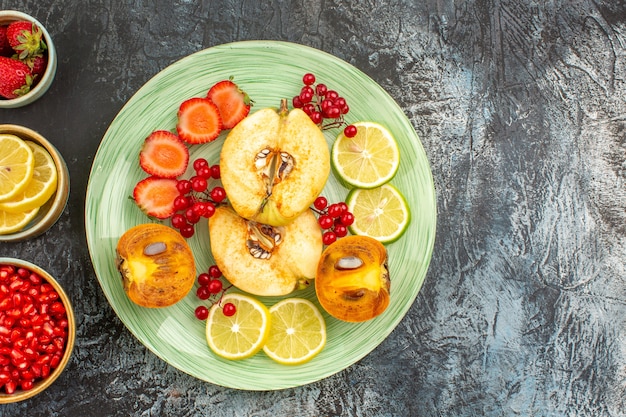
[1,1,625,416]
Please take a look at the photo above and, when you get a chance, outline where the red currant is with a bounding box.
[344,124,358,138]
[193,158,208,172]
[197,273,211,286]
[318,215,334,229]
[303,73,316,85]
[326,90,339,100]
[180,225,195,238]
[176,179,192,194]
[314,196,328,210]
[197,165,212,179]
[191,176,208,192]
[322,231,337,245]
[310,111,322,125]
[222,303,236,317]
[173,195,190,211]
[195,306,209,320]
[209,186,227,203]
[208,266,221,279]
[316,83,327,97]
[196,286,211,300]
[210,164,221,179]
[203,202,216,218]
[339,212,355,226]
[292,96,303,108]
[171,213,187,229]
[334,224,348,237]
[185,207,200,224]
[328,203,343,218]
[208,279,223,294]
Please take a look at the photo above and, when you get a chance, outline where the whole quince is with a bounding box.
[219,99,330,226]
[116,223,195,308]
[208,205,323,296]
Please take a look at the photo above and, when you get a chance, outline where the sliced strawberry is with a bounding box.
[176,97,222,144]
[207,79,252,129]
[139,130,189,178]
[133,177,179,219]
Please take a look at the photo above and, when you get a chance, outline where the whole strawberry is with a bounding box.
[6,20,47,59]
[0,56,33,99]
[0,25,13,56]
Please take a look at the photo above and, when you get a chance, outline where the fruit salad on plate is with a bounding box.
[115,73,411,365]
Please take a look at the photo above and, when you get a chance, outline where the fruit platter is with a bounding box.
[85,40,436,390]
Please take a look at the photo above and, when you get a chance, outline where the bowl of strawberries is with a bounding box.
[0,10,57,108]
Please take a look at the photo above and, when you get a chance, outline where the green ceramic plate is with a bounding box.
[85,41,436,390]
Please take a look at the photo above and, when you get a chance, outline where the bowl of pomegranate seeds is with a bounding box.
[0,10,57,108]
[0,258,75,403]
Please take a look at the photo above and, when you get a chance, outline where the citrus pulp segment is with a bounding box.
[205,293,271,360]
[331,121,400,189]
[0,134,35,202]
[0,141,57,213]
[0,207,39,235]
[346,184,411,244]
[262,298,326,365]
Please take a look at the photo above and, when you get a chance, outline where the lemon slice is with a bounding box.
[332,121,400,189]
[262,298,326,365]
[346,184,411,244]
[0,134,35,202]
[0,141,58,213]
[205,293,271,360]
[0,207,39,235]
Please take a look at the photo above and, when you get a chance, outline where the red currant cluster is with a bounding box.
[170,158,227,238]
[312,196,355,245]
[193,265,236,320]
[292,73,358,137]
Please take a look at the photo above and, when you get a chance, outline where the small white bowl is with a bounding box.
[0,124,69,242]
[0,10,57,108]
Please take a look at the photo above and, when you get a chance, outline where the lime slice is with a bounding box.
[331,121,400,188]
[205,293,271,360]
[0,141,58,213]
[0,134,35,202]
[263,298,326,365]
[346,184,411,243]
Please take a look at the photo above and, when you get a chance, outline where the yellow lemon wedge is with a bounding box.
[0,134,35,202]
[332,121,400,189]
[205,293,271,360]
[0,141,57,213]
[0,207,39,235]
[262,298,326,365]
[346,184,411,244]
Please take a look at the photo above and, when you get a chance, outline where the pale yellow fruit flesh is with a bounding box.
[208,206,323,296]
[220,103,330,226]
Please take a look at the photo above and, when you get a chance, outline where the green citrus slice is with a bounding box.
[331,121,400,188]
[346,184,411,243]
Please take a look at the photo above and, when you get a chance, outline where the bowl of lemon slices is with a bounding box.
[0,124,69,242]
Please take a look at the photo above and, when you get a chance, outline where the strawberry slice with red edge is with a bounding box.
[133,176,180,219]
[207,79,252,129]
[176,97,222,144]
[139,130,189,178]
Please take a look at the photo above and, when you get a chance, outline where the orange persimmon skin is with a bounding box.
[116,223,195,308]
[315,235,390,322]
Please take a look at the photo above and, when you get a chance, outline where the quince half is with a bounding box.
[219,99,330,226]
[208,205,323,296]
